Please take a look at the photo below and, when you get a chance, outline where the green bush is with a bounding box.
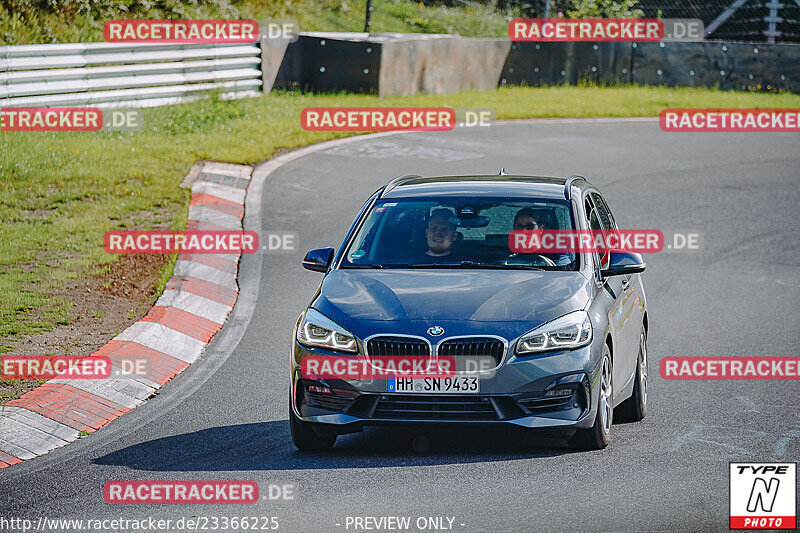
[567,0,643,18]
[0,0,241,22]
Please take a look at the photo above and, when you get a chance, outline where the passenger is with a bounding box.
[513,208,541,231]
[513,208,572,267]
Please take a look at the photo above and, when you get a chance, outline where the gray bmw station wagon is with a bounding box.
[291,174,649,451]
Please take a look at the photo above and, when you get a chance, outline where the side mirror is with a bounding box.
[600,251,646,278]
[302,247,335,273]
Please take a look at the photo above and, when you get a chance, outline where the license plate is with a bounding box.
[388,376,480,394]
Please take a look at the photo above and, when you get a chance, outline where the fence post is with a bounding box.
[364,0,373,33]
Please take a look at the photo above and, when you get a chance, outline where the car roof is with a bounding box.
[379,175,589,200]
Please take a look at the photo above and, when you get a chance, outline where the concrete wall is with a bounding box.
[270,33,799,95]
[501,42,632,86]
[630,41,799,91]
[378,36,511,97]
[498,39,798,93]
[273,34,380,93]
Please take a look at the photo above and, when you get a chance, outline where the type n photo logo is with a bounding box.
[730,463,796,529]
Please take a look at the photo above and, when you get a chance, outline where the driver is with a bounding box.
[425,208,458,257]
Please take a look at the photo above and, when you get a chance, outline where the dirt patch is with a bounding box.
[0,253,171,404]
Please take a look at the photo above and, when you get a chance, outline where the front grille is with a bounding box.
[437,337,505,367]
[367,336,430,357]
[373,394,499,420]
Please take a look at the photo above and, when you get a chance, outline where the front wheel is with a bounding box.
[569,345,612,450]
[289,405,336,451]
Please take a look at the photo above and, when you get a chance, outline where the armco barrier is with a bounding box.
[0,41,264,108]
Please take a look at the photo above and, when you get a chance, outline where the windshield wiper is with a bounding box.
[401,261,545,271]
[460,262,545,271]
[344,262,545,271]
[341,264,389,269]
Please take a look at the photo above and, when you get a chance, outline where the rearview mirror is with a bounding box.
[600,251,646,278]
[451,215,490,228]
[302,247,334,273]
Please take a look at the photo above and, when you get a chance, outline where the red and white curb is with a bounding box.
[0,162,252,468]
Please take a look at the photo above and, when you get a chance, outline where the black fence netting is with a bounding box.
[424,0,800,42]
[637,0,800,42]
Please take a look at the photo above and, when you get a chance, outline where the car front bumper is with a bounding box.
[290,338,604,433]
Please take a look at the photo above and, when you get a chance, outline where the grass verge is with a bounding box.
[2,84,799,349]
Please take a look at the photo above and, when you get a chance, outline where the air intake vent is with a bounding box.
[373,395,499,420]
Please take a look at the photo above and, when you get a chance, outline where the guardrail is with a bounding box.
[0,41,263,108]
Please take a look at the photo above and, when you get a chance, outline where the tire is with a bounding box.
[289,405,336,451]
[569,345,612,450]
[615,325,648,423]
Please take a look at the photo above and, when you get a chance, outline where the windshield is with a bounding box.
[341,197,578,270]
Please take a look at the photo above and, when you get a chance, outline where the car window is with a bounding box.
[590,193,616,230]
[585,198,603,231]
[342,197,578,271]
[584,196,604,270]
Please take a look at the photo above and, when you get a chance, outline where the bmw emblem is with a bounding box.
[427,326,444,337]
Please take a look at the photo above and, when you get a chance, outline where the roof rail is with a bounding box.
[564,175,586,201]
[380,174,422,197]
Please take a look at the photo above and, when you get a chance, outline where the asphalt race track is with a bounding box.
[1,119,799,532]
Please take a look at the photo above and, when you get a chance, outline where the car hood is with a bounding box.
[311,269,592,340]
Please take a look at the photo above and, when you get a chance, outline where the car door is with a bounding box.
[590,192,642,396]
[584,195,624,395]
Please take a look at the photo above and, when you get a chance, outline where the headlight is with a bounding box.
[296,308,358,353]
[516,310,592,355]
